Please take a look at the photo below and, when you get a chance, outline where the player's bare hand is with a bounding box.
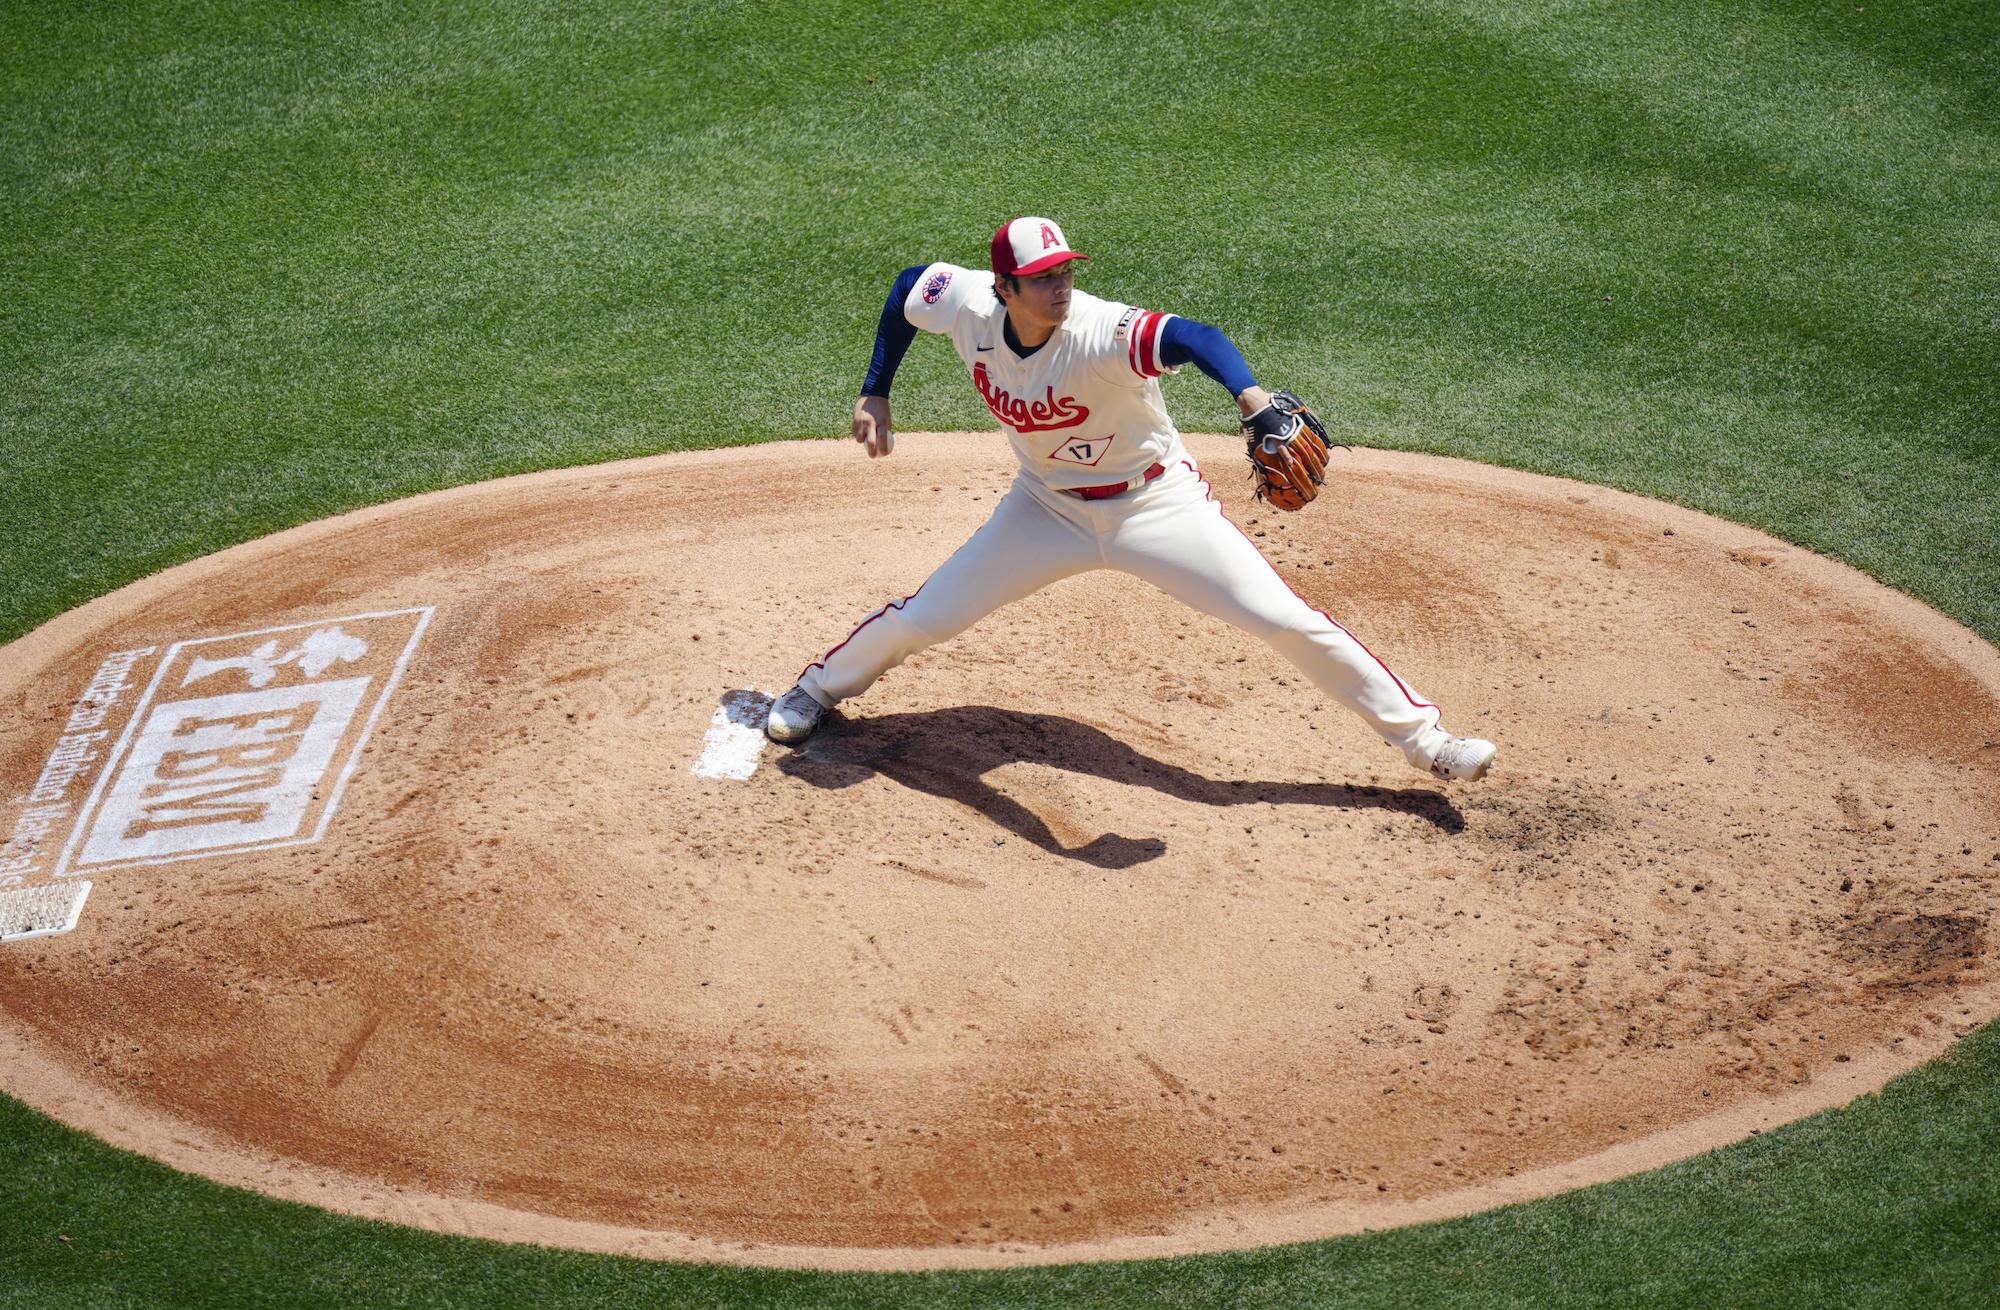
[853,395,895,458]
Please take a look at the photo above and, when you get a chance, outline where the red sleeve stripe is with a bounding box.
[1139,310,1169,377]
[1127,309,1170,378]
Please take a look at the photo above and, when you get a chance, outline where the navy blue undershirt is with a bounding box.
[859,266,1258,399]
[1001,314,1042,358]
[1158,317,1256,396]
[860,265,926,396]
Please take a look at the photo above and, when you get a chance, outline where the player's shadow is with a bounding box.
[773,704,1464,871]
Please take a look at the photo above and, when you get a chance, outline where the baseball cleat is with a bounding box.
[1427,736,1497,782]
[764,684,828,744]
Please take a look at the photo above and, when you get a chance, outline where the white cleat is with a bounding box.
[764,684,828,744]
[1427,736,1497,782]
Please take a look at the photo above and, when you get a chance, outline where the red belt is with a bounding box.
[1062,463,1165,500]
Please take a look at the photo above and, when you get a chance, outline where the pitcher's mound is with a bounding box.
[1,434,1996,1270]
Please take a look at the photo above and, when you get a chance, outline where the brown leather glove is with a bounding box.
[1243,390,1333,511]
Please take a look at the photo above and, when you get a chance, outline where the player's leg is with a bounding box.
[790,480,1098,713]
[1106,463,1459,773]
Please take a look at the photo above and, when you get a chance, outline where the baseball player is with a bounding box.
[765,217,1497,782]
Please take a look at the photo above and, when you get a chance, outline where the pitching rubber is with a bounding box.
[0,880,92,944]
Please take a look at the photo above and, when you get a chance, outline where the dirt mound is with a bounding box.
[1,434,1995,1269]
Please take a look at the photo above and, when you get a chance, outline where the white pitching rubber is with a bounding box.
[0,879,93,944]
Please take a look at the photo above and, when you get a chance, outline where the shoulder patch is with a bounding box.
[921,270,953,304]
[1113,307,1140,342]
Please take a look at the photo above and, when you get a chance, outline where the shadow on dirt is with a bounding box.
[768,702,1462,870]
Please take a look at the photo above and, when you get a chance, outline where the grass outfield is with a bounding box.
[2,0,1996,1305]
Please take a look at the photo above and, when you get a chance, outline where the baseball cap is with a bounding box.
[991,217,1090,278]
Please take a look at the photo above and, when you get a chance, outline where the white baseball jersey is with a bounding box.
[903,263,1181,491]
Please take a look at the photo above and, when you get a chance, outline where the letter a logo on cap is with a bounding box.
[991,216,1092,278]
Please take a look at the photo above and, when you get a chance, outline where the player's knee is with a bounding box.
[883,597,963,647]
[1228,596,1316,638]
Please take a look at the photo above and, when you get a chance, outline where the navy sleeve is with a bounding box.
[1159,316,1258,397]
[860,264,927,396]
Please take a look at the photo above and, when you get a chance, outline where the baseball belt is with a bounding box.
[1062,463,1166,500]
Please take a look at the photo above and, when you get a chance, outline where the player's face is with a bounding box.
[1002,262,1076,340]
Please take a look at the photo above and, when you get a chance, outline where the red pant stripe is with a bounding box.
[1178,459,1439,715]
[798,581,930,685]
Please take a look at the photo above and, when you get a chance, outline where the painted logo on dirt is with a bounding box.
[1,644,156,886]
[32,608,434,877]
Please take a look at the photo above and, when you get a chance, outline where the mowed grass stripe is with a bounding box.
[2,1,1997,1306]
[4,0,1995,637]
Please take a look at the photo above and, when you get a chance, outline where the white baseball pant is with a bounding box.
[796,456,1454,770]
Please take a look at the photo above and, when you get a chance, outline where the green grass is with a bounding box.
[3,0,1996,1305]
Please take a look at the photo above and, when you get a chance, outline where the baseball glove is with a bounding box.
[1242,390,1334,511]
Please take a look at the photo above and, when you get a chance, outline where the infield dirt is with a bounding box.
[1,434,1996,1269]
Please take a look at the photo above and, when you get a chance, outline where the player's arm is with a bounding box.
[853,264,928,458]
[1158,317,1272,417]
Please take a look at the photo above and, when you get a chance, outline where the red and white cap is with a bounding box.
[991,217,1090,278]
